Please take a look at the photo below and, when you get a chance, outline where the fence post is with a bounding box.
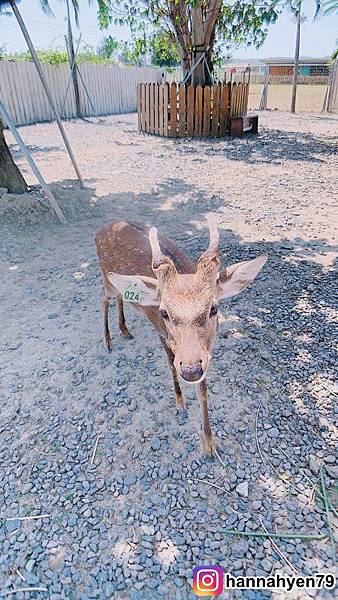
[322,60,338,113]
[259,65,269,111]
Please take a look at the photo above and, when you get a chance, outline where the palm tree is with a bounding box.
[0,0,108,192]
[321,0,338,13]
[39,0,111,118]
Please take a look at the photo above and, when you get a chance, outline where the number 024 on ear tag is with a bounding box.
[123,282,142,303]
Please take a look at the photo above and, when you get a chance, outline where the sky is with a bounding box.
[0,1,337,60]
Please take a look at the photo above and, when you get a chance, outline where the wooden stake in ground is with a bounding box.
[291,1,302,114]
[9,0,84,188]
[0,100,67,224]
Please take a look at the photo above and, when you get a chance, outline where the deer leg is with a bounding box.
[117,295,133,338]
[196,379,214,457]
[160,337,185,410]
[102,292,112,353]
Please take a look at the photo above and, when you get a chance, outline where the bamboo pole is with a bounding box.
[10,0,84,188]
[0,99,67,224]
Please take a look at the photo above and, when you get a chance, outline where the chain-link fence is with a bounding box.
[162,62,337,113]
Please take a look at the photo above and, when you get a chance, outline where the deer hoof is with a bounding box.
[202,434,215,459]
[175,394,186,411]
[104,336,112,353]
[121,327,133,339]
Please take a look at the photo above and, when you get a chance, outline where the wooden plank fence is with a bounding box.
[0,61,161,126]
[137,82,249,137]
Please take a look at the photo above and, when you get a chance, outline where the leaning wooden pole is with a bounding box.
[10,0,84,188]
[0,99,67,224]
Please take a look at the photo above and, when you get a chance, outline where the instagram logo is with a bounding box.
[193,566,224,596]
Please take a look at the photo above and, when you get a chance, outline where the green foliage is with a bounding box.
[97,0,282,68]
[330,46,338,61]
[322,0,338,13]
[4,49,69,64]
[2,47,110,65]
[98,35,120,58]
[217,1,280,49]
[77,43,111,63]
[119,38,147,65]
[150,32,180,67]
[38,0,113,27]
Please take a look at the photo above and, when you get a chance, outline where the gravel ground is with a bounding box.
[0,111,337,600]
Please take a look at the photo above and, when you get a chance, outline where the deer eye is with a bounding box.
[210,304,218,317]
[159,308,169,321]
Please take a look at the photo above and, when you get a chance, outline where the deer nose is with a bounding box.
[180,362,204,382]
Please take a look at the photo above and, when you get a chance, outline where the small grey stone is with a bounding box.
[309,456,320,475]
[326,465,338,479]
[26,559,35,573]
[150,437,161,451]
[267,427,280,439]
[281,241,293,250]
[24,572,39,586]
[232,541,248,558]
[124,473,137,486]
[68,514,78,527]
[261,558,273,572]
[324,455,336,464]
[5,520,21,533]
[158,465,169,479]
[236,481,249,498]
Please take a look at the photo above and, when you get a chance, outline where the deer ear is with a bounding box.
[217,255,268,300]
[107,272,160,307]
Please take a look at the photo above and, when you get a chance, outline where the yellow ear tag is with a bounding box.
[123,281,142,303]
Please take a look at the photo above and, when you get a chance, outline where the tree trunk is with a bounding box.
[291,5,301,114]
[0,117,28,194]
[66,0,81,118]
[191,5,208,86]
[177,0,222,86]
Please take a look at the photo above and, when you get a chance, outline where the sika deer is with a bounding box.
[95,215,267,456]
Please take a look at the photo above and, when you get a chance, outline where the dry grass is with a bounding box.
[249,84,327,112]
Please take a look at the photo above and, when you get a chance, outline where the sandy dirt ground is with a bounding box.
[0,111,337,600]
[249,85,328,112]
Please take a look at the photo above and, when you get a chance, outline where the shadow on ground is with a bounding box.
[171,127,337,165]
[1,176,336,599]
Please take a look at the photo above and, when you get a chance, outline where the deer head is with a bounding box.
[108,215,267,384]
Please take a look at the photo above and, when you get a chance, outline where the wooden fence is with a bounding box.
[0,61,161,126]
[137,82,249,137]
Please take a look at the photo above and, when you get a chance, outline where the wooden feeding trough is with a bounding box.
[136,80,258,138]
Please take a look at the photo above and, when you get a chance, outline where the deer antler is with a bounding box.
[197,213,220,281]
[149,227,177,283]
[206,213,219,254]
